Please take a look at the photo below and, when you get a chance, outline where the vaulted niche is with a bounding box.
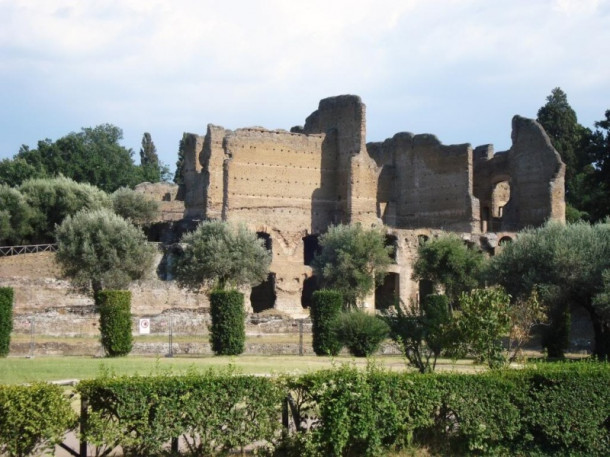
[257,232,272,252]
[301,276,320,309]
[250,273,277,313]
[489,180,511,232]
[375,272,399,310]
[303,234,320,266]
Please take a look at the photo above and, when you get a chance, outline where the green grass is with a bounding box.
[0,354,484,384]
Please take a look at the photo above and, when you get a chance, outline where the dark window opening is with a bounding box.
[417,234,429,246]
[301,276,320,308]
[250,273,276,313]
[257,232,272,252]
[303,234,320,266]
[385,235,398,262]
[375,272,399,310]
[418,280,434,305]
[499,236,513,245]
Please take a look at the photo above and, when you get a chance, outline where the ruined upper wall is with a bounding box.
[368,133,478,232]
[474,116,565,231]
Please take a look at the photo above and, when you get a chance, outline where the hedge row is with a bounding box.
[1,363,608,456]
[0,287,13,357]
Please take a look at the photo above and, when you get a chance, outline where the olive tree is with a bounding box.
[311,224,391,308]
[111,187,159,226]
[55,208,156,294]
[412,234,485,305]
[172,221,272,355]
[488,221,610,359]
[172,220,271,291]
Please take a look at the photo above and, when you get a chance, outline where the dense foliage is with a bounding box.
[537,88,610,222]
[0,287,13,357]
[173,220,271,291]
[0,383,77,457]
[412,234,484,305]
[209,290,246,355]
[55,208,156,294]
[20,177,111,243]
[0,124,168,192]
[96,290,133,357]
[310,290,344,356]
[335,311,389,357]
[111,187,159,226]
[77,370,282,456]
[385,294,453,373]
[488,221,610,359]
[312,224,391,308]
[0,185,34,245]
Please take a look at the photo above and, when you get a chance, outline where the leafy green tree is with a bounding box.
[312,224,391,308]
[385,294,453,373]
[172,221,271,291]
[453,287,512,368]
[55,208,156,294]
[111,187,159,226]
[173,133,187,186]
[0,156,47,188]
[20,177,111,243]
[138,132,170,183]
[488,221,610,359]
[0,185,34,245]
[412,235,485,306]
[335,310,389,357]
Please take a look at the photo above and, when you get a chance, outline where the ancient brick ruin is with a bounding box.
[178,95,565,316]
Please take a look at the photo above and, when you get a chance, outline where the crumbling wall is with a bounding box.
[182,133,206,220]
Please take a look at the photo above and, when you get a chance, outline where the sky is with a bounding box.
[1,0,609,173]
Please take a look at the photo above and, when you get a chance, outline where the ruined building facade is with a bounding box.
[179,95,565,316]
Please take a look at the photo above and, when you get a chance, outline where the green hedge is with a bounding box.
[310,289,343,356]
[0,287,13,357]
[77,370,282,456]
[209,289,245,355]
[0,383,77,457]
[335,311,389,357]
[95,290,133,357]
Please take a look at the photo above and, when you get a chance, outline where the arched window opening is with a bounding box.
[375,273,399,310]
[257,232,272,252]
[250,273,276,313]
[301,276,319,308]
[303,234,320,266]
[385,235,398,262]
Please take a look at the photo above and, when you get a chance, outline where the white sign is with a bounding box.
[139,318,150,334]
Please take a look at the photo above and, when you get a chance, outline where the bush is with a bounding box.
[78,370,282,456]
[111,187,159,225]
[0,383,77,457]
[335,311,389,357]
[96,290,133,357]
[310,290,343,356]
[209,289,245,355]
[0,287,13,357]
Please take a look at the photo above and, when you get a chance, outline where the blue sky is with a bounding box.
[1,0,609,173]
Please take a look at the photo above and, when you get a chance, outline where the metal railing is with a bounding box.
[0,243,57,257]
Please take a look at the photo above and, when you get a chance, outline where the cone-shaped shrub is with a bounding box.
[311,289,343,356]
[0,287,13,357]
[95,290,133,357]
[210,289,245,355]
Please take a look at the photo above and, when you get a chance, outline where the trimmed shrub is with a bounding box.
[209,289,245,355]
[96,290,133,357]
[335,311,389,357]
[0,287,13,357]
[0,383,77,457]
[310,290,343,356]
[78,371,282,456]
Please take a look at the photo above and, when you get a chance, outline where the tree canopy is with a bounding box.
[55,208,156,294]
[488,221,610,359]
[172,221,271,291]
[111,187,159,226]
[412,235,485,305]
[0,125,169,192]
[311,224,391,308]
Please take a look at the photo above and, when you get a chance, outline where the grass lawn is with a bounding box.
[0,354,484,384]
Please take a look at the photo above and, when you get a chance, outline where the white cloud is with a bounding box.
[0,0,609,165]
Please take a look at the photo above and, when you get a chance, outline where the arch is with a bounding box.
[385,234,398,262]
[375,273,399,310]
[250,273,277,313]
[498,236,513,245]
[303,234,320,266]
[257,232,272,252]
